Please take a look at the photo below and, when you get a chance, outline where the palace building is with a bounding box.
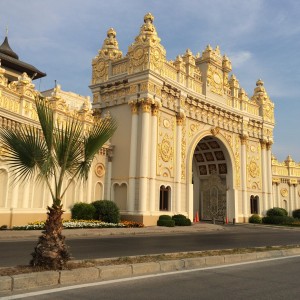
[1,13,300,226]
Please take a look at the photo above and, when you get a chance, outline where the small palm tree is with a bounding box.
[0,95,117,270]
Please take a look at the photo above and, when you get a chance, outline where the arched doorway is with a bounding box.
[189,135,235,223]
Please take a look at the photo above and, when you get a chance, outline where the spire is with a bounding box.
[134,12,161,45]
[98,28,122,60]
[0,35,19,59]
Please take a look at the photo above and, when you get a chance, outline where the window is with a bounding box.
[250,195,259,214]
[160,186,170,211]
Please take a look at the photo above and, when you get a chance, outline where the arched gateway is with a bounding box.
[90,13,275,225]
[189,135,235,222]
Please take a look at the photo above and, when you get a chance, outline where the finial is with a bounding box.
[144,12,154,23]
[5,26,8,37]
[256,79,264,86]
[107,28,116,39]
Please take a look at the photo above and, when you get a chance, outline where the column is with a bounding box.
[139,99,151,212]
[22,181,30,208]
[260,141,268,212]
[294,183,298,211]
[149,105,158,213]
[175,115,183,213]
[240,136,248,218]
[289,183,294,213]
[276,182,280,207]
[106,147,113,200]
[87,167,92,202]
[266,143,273,207]
[10,180,19,208]
[128,102,139,212]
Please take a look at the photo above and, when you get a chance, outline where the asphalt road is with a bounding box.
[1,225,300,267]
[6,255,300,299]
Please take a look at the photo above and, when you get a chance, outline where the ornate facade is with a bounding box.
[0,13,299,226]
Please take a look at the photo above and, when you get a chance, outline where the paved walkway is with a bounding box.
[0,222,224,240]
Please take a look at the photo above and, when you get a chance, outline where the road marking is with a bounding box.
[2,254,300,299]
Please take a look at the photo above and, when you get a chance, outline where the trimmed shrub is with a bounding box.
[248,214,262,224]
[292,209,300,219]
[158,215,172,221]
[71,202,96,220]
[157,219,175,227]
[266,207,288,217]
[262,216,294,225]
[92,200,120,223]
[172,214,192,226]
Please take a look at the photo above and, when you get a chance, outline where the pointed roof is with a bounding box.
[0,36,19,59]
[0,35,46,80]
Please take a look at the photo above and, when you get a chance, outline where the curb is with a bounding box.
[1,247,300,294]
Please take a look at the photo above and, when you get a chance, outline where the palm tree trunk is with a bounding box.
[30,203,70,270]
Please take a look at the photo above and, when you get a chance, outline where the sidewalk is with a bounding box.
[0,222,224,241]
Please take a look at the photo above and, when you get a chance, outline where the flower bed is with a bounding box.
[12,219,144,230]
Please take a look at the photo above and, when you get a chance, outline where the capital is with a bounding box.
[152,105,159,116]
[240,134,248,145]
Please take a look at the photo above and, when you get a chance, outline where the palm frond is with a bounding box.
[0,124,49,183]
[80,117,117,180]
[54,116,84,197]
[35,95,54,152]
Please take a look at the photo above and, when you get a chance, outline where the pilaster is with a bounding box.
[266,142,273,207]
[260,140,268,212]
[240,135,248,216]
[128,102,139,212]
[149,105,159,213]
[175,114,184,213]
[138,99,151,212]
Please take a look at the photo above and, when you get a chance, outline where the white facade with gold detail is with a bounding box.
[0,71,112,226]
[0,13,299,226]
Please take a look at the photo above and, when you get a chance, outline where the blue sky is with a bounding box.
[1,0,299,161]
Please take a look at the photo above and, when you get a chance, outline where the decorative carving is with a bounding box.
[234,135,241,187]
[159,135,173,162]
[207,65,223,95]
[280,188,288,197]
[210,126,220,136]
[248,160,259,178]
[95,163,105,177]
[163,118,170,128]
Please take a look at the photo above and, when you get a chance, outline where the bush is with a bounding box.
[158,215,172,221]
[266,207,288,217]
[262,216,294,225]
[92,200,120,223]
[71,202,96,220]
[292,209,300,219]
[172,214,192,226]
[157,219,175,227]
[249,214,262,224]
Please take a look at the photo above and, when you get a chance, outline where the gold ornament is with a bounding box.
[95,163,105,177]
[160,137,172,162]
[280,188,288,197]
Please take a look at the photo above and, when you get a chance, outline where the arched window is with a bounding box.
[160,186,170,211]
[0,169,8,208]
[283,200,288,210]
[250,195,259,214]
[95,182,104,201]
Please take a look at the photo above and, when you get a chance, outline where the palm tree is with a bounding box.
[0,95,117,270]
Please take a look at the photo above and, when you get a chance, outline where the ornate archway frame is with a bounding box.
[186,129,237,222]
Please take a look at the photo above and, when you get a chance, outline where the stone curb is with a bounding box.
[1,247,300,294]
